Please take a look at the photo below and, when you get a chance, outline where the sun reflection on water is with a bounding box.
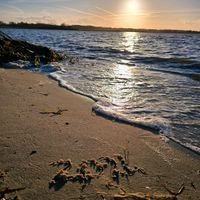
[121,32,139,53]
[108,63,136,107]
[113,63,132,79]
[107,32,140,106]
[101,32,141,107]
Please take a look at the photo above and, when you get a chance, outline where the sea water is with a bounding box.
[2,29,200,154]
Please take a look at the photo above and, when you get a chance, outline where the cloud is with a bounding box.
[0,0,71,3]
[95,6,116,16]
[0,4,24,15]
[60,6,107,20]
[148,9,200,17]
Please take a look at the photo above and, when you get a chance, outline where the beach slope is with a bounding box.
[0,69,199,200]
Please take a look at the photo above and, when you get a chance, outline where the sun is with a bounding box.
[126,0,140,12]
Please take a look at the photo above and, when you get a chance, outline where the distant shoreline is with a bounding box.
[1,22,200,34]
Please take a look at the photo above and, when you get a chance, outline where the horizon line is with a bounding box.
[0,21,200,33]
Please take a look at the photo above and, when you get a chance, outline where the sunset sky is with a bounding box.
[0,0,200,31]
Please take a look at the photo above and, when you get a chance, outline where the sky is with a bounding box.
[0,0,200,31]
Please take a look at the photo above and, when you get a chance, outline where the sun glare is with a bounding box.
[126,0,140,12]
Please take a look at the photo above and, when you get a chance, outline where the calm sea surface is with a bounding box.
[3,29,200,154]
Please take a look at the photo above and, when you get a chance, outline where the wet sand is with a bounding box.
[0,68,199,200]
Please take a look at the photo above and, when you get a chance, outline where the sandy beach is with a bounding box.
[0,68,199,200]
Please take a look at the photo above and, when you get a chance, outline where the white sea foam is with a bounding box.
[4,60,30,68]
[92,100,171,134]
[167,136,200,154]
[51,70,172,135]
[49,72,99,101]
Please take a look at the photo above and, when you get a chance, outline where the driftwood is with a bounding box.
[49,159,72,170]
[0,30,65,67]
[39,93,49,96]
[0,187,25,199]
[157,176,185,197]
[113,193,177,200]
[162,185,185,196]
[40,108,68,116]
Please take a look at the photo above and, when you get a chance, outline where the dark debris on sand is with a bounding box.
[0,169,25,200]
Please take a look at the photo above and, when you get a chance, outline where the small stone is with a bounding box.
[30,150,37,155]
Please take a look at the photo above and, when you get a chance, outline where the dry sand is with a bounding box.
[0,68,199,200]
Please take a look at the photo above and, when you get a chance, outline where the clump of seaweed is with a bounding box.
[88,159,97,169]
[49,159,72,170]
[49,153,184,199]
[49,169,68,189]
[99,156,117,168]
[49,153,147,191]
[111,169,120,184]
[123,165,136,176]
[114,154,124,162]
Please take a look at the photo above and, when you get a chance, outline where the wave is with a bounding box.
[93,100,200,155]
[49,71,170,133]
[144,67,188,76]
[49,72,98,102]
[83,45,199,66]
[49,71,170,134]
[191,74,200,82]
[49,70,200,155]
[92,100,171,134]
[84,48,200,72]
[87,46,134,55]
[3,61,58,73]
[166,136,200,155]
[141,67,200,83]
[131,56,198,65]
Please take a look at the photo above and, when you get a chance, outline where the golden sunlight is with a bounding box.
[126,0,140,13]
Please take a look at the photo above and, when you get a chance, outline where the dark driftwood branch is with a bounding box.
[163,184,185,196]
[0,187,26,198]
[40,108,68,116]
[113,193,177,200]
[157,176,185,197]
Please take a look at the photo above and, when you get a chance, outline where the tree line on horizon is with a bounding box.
[0,21,199,34]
